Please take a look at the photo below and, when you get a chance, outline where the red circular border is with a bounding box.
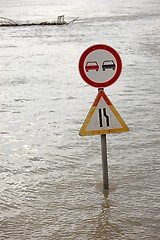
[79,44,122,88]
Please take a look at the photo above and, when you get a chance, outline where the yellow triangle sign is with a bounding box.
[79,90,129,136]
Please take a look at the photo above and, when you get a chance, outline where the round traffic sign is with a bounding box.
[79,44,122,88]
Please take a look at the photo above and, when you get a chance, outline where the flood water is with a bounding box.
[0,0,160,239]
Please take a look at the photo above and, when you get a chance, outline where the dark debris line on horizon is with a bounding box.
[0,16,79,27]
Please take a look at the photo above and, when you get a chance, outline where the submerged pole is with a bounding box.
[98,88,109,191]
[100,134,109,190]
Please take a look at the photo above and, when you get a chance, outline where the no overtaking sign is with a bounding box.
[79,44,122,88]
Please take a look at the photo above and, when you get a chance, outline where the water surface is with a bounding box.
[0,0,160,239]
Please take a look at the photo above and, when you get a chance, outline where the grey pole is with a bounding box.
[98,88,109,191]
[100,134,109,190]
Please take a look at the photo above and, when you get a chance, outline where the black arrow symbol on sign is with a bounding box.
[99,108,109,127]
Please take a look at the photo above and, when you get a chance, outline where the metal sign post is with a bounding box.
[98,87,109,190]
[101,133,109,190]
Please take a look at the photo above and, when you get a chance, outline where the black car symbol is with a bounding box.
[102,60,116,71]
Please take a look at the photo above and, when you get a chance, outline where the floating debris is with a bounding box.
[0,15,78,27]
[66,17,79,25]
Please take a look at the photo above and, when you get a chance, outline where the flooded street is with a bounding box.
[0,0,160,239]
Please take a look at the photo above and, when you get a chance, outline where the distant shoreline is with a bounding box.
[0,22,66,27]
[0,15,69,27]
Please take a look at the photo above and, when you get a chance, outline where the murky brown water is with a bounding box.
[0,0,160,239]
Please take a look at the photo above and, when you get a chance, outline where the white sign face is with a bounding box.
[86,97,121,132]
[84,50,117,84]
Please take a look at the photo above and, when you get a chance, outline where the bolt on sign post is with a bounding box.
[78,44,129,191]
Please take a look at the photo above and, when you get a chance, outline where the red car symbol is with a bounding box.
[85,61,99,72]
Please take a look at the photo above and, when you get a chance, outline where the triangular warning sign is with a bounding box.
[79,90,129,136]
